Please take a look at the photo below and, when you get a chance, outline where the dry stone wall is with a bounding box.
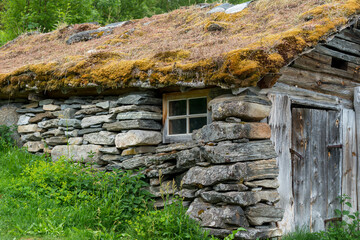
[13,88,283,240]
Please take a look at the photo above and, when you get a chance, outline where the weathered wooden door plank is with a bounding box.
[326,111,342,222]
[292,108,311,229]
[309,109,327,231]
[354,87,360,213]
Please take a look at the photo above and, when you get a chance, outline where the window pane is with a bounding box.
[189,98,207,115]
[169,119,187,135]
[189,117,207,132]
[169,100,186,116]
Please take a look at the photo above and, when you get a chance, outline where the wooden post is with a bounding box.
[342,108,357,214]
[268,94,294,233]
[354,87,360,212]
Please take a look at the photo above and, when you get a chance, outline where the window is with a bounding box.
[163,90,211,143]
[331,57,348,70]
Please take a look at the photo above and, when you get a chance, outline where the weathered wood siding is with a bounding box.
[278,28,360,100]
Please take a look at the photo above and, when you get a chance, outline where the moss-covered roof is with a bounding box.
[1,0,360,95]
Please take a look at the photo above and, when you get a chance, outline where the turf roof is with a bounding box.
[0,0,360,95]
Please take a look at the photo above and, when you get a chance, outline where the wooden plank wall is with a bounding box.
[268,94,294,233]
[278,28,360,101]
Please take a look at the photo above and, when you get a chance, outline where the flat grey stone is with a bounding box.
[51,144,102,163]
[45,136,68,146]
[16,108,45,114]
[75,107,103,115]
[101,154,125,162]
[244,179,280,189]
[200,190,280,207]
[245,203,284,225]
[213,183,248,192]
[116,111,162,120]
[39,99,54,106]
[68,137,83,145]
[58,119,82,128]
[103,120,161,131]
[187,198,248,229]
[66,27,113,45]
[17,115,31,125]
[53,108,76,119]
[176,147,202,169]
[78,128,103,136]
[41,129,64,138]
[115,130,161,149]
[21,132,42,141]
[182,159,278,187]
[23,141,44,152]
[225,2,251,14]
[192,122,271,143]
[99,147,120,155]
[205,227,282,240]
[207,6,225,14]
[64,130,79,137]
[81,114,115,128]
[110,105,161,114]
[18,124,41,133]
[200,140,277,163]
[156,141,199,153]
[117,93,161,105]
[96,101,110,109]
[38,119,59,129]
[83,131,116,145]
[61,104,81,110]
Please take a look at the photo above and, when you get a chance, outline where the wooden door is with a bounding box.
[291,108,342,232]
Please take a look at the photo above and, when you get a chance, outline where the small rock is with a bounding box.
[38,119,59,129]
[41,129,64,138]
[58,119,82,128]
[245,203,284,225]
[45,136,68,146]
[244,179,280,189]
[21,132,42,141]
[39,99,54,106]
[99,147,120,155]
[68,137,83,145]
[17,115,31,125]
[78,128,103,136]
[53,108,76,119]
[96,101,110,109]
[18,124,41,133]
[83,131,116,145]
[81,114,115,128]
[117,93,161,105]
[23,141,44,152]
[101,154,125,162]
[29,112,55,123]
[43,104,61,111]
[75,107,103,115]
[121,146,156,156]
[213,183,248,192]
[61,104,81,110]
[207,23,224,31]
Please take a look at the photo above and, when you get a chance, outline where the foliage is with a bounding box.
[0,124,15,149]
[0,0,249,45]
[0,143,152,239]
[122,197,210,240]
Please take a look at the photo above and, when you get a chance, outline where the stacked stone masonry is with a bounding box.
[7,89,284,240]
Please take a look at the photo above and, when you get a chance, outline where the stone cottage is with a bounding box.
[1,0,360,239]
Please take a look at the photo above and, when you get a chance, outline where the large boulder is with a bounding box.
[208,94,271,121]
[115,130,161,148]
[193,122,271,143]
[51,145,102,163]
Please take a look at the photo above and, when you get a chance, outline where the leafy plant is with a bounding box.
[0,125,16,148]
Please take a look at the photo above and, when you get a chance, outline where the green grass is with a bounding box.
[0,136,212,240]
